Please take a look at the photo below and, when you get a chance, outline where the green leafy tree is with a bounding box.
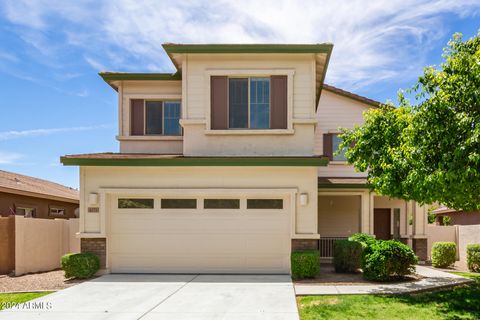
[340,32,480,211]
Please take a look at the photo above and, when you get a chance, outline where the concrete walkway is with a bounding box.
[295,266,473,295]
[1,274,299,320]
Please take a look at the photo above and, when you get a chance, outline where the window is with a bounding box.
[163,102,182,135]
[16,207,35,217]
[118,198,154,209]
[131,100,181,136]
[49,207,66,216]
[228,78,270,129]
[145,101,163,134]
[332,134,347,161]
[204,199,240,209]
[161,199,197,209]
[247,199,283,209]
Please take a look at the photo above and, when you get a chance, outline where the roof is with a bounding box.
[323,84,382,108]
[61,153,329,167]
[432,206,458,214]
[318,177,369,189]
[0,170,79,203]
[100,43,334,109]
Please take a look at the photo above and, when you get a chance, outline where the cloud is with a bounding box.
[1,0,480,91]
[0,124,113,141]
[0,151,23,165]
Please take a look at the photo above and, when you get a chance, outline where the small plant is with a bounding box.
[362,240,418,281]
[333,240,362,273]
[431,242,456,268]
[61,252,100,279]
[291,251,320,279]
[467,244,480,272]
[348,233,376,248]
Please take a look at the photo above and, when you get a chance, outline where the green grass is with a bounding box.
[0,292,52,311]
[298,272,480,320]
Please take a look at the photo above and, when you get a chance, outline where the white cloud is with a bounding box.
[0,125,112,141]
[2,0,480,91]
[0,151,23,165]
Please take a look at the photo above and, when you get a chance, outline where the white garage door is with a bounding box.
[108,191,292,274]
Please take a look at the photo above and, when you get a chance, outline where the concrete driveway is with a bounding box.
[1,274,299,319]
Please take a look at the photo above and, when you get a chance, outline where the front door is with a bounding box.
[374,208,391,240]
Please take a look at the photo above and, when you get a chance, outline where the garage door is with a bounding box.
[108,191,292,274]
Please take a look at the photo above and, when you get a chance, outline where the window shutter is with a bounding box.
[270,75,288,129]
[323,133,333,160]
[130,99,144,135]
[210,76,228,129]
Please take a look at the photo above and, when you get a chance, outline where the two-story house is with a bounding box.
[61,43,428,274]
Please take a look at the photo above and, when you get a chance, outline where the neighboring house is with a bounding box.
[433,206,480,225]
[0,170,79,219]
[61,43,428,274]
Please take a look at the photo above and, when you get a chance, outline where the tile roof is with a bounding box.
[0,170,79,202]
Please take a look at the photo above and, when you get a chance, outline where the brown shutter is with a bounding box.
[323,133,333,160]
[130,99,144,135]
[210,76,228,129]
[270,75,288,129]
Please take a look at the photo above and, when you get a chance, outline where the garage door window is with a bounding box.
[204,199,240,209]
[118,198,154,209]
[247,199,283,209]
[161,199,197,209]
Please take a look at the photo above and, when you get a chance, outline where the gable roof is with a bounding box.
[100,43,333,109]
[0,170,79,203]
[322,84,382,108]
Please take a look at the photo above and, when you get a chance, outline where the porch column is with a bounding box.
[360,191,372,234]
[411,201,428,261]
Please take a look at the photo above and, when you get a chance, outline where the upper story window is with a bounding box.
[229,78,270,129]
[211,75,287,130]
[131,99,181,136]
[323,133,347,161]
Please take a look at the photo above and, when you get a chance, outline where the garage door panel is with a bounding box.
[111,254,289,274]
[111,215,289,235]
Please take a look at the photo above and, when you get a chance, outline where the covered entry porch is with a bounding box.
[316,177,428,260]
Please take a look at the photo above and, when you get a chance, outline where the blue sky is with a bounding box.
[0,0,479,189]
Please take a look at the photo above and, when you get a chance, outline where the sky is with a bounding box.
[0,0,479,189]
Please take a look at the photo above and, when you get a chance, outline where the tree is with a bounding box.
[340,32,480,211]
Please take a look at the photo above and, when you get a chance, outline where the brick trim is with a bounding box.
[81,238,106,269]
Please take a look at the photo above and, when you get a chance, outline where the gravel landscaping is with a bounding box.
[0,270,88,293]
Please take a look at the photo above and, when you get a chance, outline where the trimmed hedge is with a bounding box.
[61,252,100,279]
[333,240,363,273]
[467,244,480,272]
[291,251,320,279]
[362,240,418,281]
[348,233,376,248]
[431,242,456,268]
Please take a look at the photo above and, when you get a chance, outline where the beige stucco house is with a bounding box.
[61,44,428,274]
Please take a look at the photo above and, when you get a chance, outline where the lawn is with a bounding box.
[298,273,480,320]
[0,292,52,311]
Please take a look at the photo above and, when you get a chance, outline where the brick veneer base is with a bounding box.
[292,239,319,251]
[81,238,106,269]
[412,238,428,261]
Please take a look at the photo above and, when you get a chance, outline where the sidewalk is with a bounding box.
[295,266,473,295]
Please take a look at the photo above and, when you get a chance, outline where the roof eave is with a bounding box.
[60,156,329,167]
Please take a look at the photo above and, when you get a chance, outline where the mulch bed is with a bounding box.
[294,264,422,285]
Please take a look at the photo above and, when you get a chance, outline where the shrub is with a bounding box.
[362,240,418,281]
[291,251,320,279]
[348,233,377,248]
[61,252,100,279]
[431,242,456,268]
[467,244,480,272]
[333,240,362,273]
